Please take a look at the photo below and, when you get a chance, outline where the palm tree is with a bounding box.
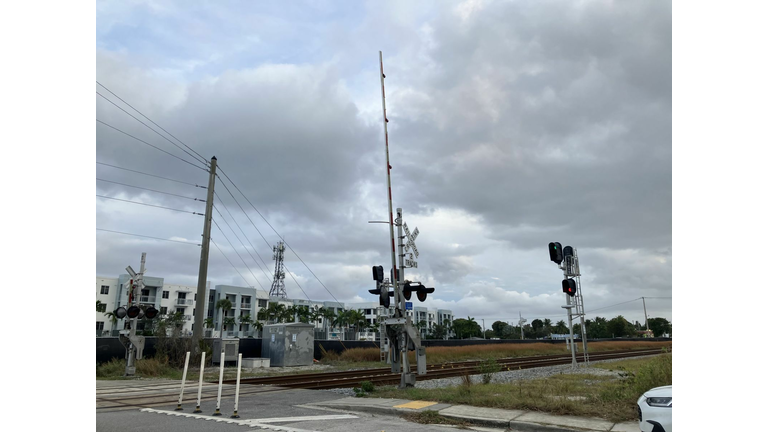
[239,314,254,337]
[204,317,214,335]
[347,310,367,339]
[215,298,233,340]
[322,307,337,335]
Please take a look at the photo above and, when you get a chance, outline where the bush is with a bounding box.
[478,358,501,384]
[360,381,375,392]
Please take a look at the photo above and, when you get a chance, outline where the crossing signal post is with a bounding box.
[118,253,160,376]
[547,242,589,366]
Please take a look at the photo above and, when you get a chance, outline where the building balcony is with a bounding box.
[176,299,194,306]
[240,302,251,310]
[139,295,156,303]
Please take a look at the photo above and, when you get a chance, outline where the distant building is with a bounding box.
[97,275,452,341]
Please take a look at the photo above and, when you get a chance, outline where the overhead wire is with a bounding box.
[96,90,209,167]
[97,81,209,164]
[97,228,201,246]
[211,218,265,290]
[97,195,204,215]
[211,202,272,282]
[96,161,206,187]
[97,119,207,171]
[216,166,340,304]
[97,178,206,202]
[210,238,251,288]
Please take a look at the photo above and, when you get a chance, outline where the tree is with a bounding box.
[531,319,544,331]
[239,314,254,336]
[607,315,636,338]
[554,320,568,334]
[452,317,482,339]
[586,317,609,339]
[543,318,552,333]
[491,321,508,338]
[215,298,233,340]
[428,323,447,340]
[647,317,671,337]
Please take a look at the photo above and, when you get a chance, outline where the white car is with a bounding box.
[637,385,672,432]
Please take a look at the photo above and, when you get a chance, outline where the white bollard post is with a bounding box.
[176,351,191,410]
[213,350,225,416]
[231,353,242,418]
[193,352,206,413]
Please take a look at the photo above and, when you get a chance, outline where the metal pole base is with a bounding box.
[212,409,222,416]
[231,411,240,419]
[175,405,183,411]
[193,406,201,413]
[399,372,416,389]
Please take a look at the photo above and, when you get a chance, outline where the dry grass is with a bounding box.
[372,353,672,423]
[318,340,672,366]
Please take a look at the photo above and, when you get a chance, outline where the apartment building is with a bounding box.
[96,275,210,336]
[97,276,452,340]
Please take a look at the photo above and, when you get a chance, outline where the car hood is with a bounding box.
[643,385,672,398]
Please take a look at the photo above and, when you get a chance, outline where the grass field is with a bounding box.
[369,352,672,423]
[96,340,672,381]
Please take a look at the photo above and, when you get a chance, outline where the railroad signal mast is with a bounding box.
[369,52,433,389]
[114,252,158,376]
[548,242,589,366]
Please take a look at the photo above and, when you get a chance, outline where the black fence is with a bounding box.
[96,337,670,364]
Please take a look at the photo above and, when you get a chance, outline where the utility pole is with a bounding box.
[192,156,217,347]
[642,297,649,331]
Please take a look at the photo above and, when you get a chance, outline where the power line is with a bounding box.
[97,161,206,187]
[96,81,209,164]
[97,119,207,171]
[211,218,265,290]
[214,172,313,302]
[216,166,340,304]
[96,195,204,215]
[210,238,251,288]
[96,90,209,167]
[97,178,206,202]
[211,203,272,282]
[97,228,200,246]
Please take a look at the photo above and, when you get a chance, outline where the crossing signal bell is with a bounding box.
[562,278,577,297]
[548,242,563,264]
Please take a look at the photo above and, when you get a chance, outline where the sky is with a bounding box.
[93,0,673,328]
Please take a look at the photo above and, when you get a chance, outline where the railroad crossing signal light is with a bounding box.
[548,242,563,264]
[416,286,435,302]
[126,305,142,319]
[563,245,574,258]
[114,306,127,319]
[562,278,577,297]
[372,265,384,282]
[368,282,392,308]
[145,306,159,319]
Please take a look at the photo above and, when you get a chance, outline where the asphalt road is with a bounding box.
[96,380,468,432]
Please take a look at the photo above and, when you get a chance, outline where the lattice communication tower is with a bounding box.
[269,241,287,298]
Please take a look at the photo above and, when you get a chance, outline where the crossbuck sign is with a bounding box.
[403,222,419,268]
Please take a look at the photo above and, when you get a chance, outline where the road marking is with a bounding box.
[393,400,437,409]
[140,408,357,431]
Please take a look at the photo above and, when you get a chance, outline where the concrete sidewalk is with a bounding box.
[303,397,639,432]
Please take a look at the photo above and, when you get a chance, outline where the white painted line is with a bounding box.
[241,414,358,424]
[138,408,354,432]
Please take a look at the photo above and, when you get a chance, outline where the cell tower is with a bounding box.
[269,241,287,298]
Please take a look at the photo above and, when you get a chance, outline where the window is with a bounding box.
[96,303,106,313]
[96,321,104,331]
[176,308,184,315]
[100,285,109,295]
[160,307,168,315]
[162,291,169,299]
[258,299,267,308]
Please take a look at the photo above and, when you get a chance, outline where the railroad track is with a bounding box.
[225,348,669,390]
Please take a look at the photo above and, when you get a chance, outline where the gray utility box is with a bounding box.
[212,338,240,365]
[262,323,314,367]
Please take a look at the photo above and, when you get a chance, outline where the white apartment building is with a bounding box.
[96,275,210,336]
[97,276,453,340]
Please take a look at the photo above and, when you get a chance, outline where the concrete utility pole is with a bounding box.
[192,156,217,347]
[642,297,649,331]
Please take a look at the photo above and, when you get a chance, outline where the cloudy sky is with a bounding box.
[94,0,672,327]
